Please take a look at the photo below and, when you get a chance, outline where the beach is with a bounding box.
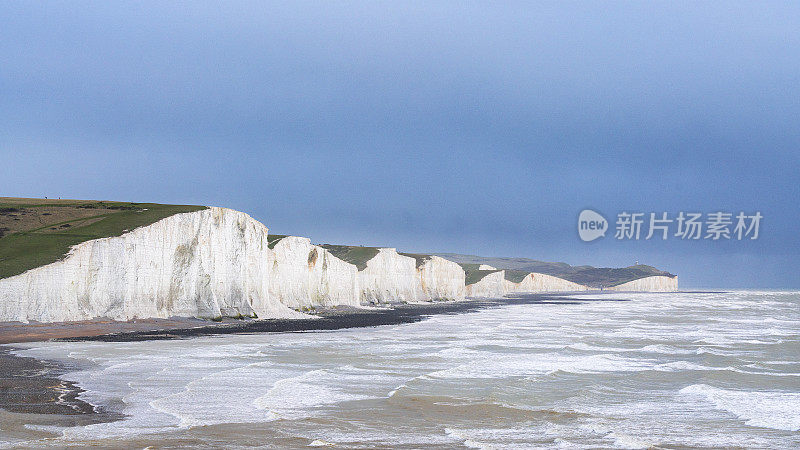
[2,291,799,448]
[0,295,594,345]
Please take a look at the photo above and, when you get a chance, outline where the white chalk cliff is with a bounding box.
[504,273,589,293]
[465,270,507,298]
[357,248,418,304]
[0,208,302,323]
[414,255,465,301]
[608,275,678,292]
[465,271,588,298]
[268,236,361,309]
[0,206,678,323]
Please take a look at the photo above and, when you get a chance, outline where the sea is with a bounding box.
[2,290,799,448]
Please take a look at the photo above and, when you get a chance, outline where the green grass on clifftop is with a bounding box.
[0,198,206,279]
[319,244,380,271]
[567,265,675,288]
[460,262,503,286]
[437,253,675,288]
[267,234,287,249]
[398,252,431,268]
[503,269,530,283]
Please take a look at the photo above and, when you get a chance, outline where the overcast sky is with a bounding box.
[2,1,799,288]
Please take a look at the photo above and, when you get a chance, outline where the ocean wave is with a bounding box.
[568,342,696,356]
[568,342,634,353]
[654,361,721,372]
[252,366,384,417]
[425,353,657,379]
[639,344,695,355]
[679,384,800,431]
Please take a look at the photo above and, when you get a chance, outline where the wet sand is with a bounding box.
[0,317,213,345]
[50,294,607,342]
[0,347,125,442]
[0,295,601,345]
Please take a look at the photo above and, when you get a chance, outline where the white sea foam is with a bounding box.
[7,290,800,447]
[654,361,720,372]
[426,353,658,379]
[639,344,695,355]
[252,368,372,417]
[680,384,800,431]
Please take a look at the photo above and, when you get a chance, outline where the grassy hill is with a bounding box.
[0,197,206,279]
[267,234,287,249]
[565,265,675,288]
[318,244,380,271]
[437,253,675,287]
[398,252,432,268]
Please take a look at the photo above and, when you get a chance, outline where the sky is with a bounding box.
[2,1,799,288]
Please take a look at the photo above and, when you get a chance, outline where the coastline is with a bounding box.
[0,290,712,345]
[0,291,764,447]
[0,347,125,443]
[0,293,603,345]
[0,293,606,435]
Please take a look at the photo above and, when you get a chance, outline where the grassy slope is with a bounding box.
[503,269,530,283]
[456,263,501,286]
[437,253,675,288]
[319,244,380,271]
[464,268,502,286]
[566,265,675,288]
[267,234,287,249]
[0,199,206,279]
[398,252,431,269]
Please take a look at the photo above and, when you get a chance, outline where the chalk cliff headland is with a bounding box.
[0,199,678,323]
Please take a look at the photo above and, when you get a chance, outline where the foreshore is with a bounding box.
[0,293,605,345]
[0,292,615,442]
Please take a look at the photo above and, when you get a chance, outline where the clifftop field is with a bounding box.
[0,197,205,279]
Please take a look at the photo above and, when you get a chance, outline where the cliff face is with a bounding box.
[467,271,588,298]
[465,270,507,298]
[0,208,302,323]
[268,236,360,309]
[356,251,467,304]
[358,248,418,304]
[0,204,678,323]
[415,256,465,301]
[609,275,678,292]
[504,272,588,293]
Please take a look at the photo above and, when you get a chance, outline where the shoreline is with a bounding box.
[0,293,601,345]
[0,291,714,443]
[0,347,125,442]
[0,293,606,426]
[0,291,715,345]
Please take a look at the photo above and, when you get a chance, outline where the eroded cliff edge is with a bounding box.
[608,275,678,292]
[0,208,300,322]
[0,204,678,323]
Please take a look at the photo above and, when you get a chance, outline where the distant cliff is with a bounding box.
[463,269,590,298]
[608,275,678,292]
[320,246,465,304]
[0,199,678,323]
[268,236,361,309]
[436,253,675,288]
